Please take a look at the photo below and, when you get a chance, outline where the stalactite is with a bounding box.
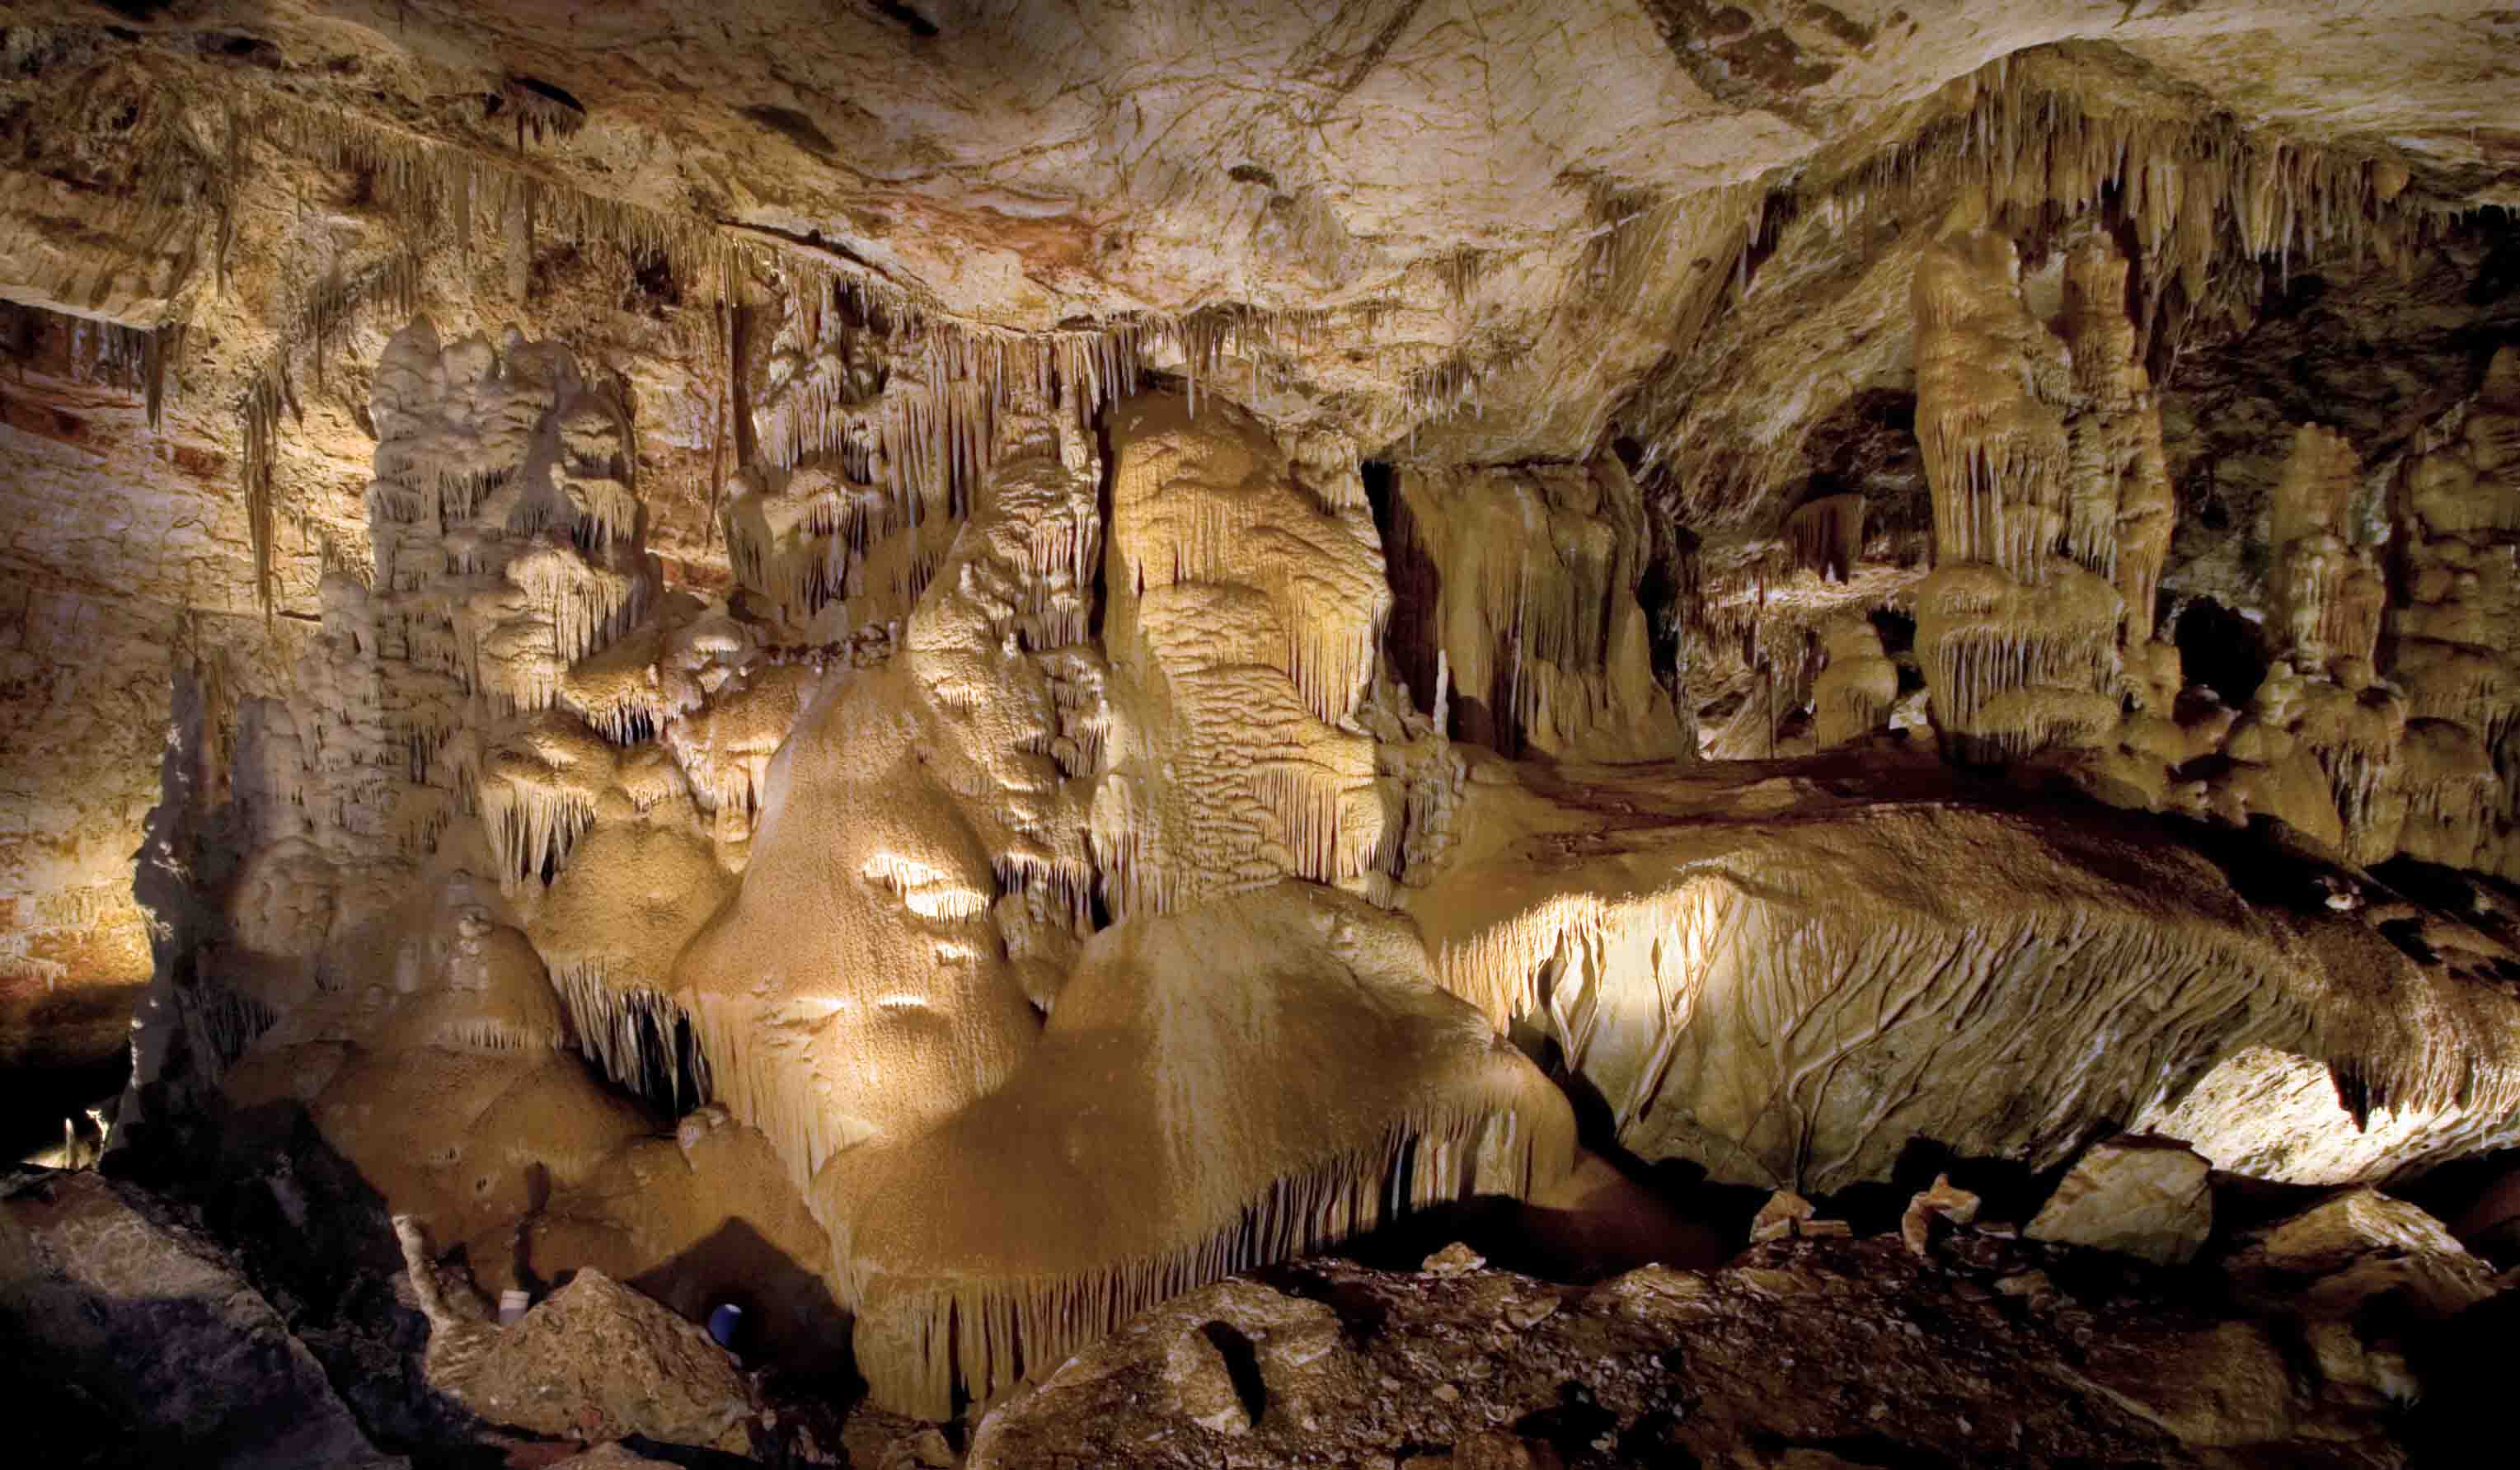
[242,368,284,613]
[478,778,598,890]
[1631,48,2442,502]
[497,76,588,148]
[1785,493,1866,583]
[552,966,711,1111]
[1377,462,1678,761]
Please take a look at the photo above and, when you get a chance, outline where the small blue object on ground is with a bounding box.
[708,1302,744,1350]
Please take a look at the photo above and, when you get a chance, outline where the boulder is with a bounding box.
[1900,1173,1980,1255]
[2223,1187,2496,1322]
[1164,1322,1258,1435]
[456,1268,758,1454]
[1749,1190,1815,1243]
[0,1167,403,1470]
[2026,1135,2213,1266]
[1438,1430,1569,1469]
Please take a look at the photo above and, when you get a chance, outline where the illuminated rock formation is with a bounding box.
[223,874,648,1264]
[1912,227,2125,765]
[1379,458,1683,762]
[1406,754,2520,1195]
[1091,394,1389,915]
[2386,348,2520,875]
[824,881,1574,1417]
[1811,617,1899,748]
[9,10,2520,1460]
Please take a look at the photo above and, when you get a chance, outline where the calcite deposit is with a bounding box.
[3,2,2520,1463]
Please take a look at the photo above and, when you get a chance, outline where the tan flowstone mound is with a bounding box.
[2027,1135,2214,1266]
[819,881,1576,1419]
[223,875,650,1266]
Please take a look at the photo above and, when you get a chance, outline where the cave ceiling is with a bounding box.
[5,2,2518,519]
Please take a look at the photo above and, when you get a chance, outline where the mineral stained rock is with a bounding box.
[2223,1187,2500,1325]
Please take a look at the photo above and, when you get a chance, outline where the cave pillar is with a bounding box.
[1911,228,2123,764]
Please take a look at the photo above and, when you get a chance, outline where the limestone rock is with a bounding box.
[819,881,1574,1417]
[974,1275,1341,1462]
[1743,1190,1852,1244]
[2224,1188,2496,1322]
[969,1233,2412,1468]
[1901,1174,1981,1256]
[1164,1322,1258,1435]
[12,12,2520,1452]
[1996,1270,2060,1309]
[2026,1136,2213,1266]
[1433,1430,1568,1470]
[455,1268,758,1455]
[0,1168,403,1470]
[1409,755,2520,1196]
[2136,1045,2519,1186]
[1424,1241,1488,1275]
[545,1447,680,1469]
[1750,1189,1816,1243]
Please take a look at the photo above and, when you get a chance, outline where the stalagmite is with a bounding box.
[1912,226,2125,763]
[677,406,1101,1195]
[1914,561,2123,763]
[2378,349,2520,872]
[1812,618,1899,748]
[2060,236,2174,641]
[2273,425,2383,679]
[1912,228,2072,582]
